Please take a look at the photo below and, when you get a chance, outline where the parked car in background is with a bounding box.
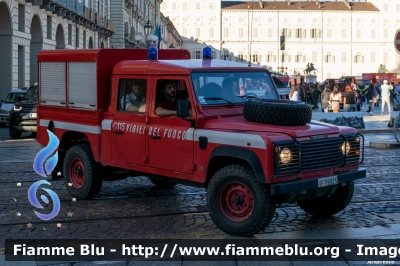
[0,88,28,127]
[8,84,37,138]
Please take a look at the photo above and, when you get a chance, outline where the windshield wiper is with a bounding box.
[203,97,235,107]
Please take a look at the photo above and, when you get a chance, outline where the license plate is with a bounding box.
[30,113,36,118]
[318,175,338,188]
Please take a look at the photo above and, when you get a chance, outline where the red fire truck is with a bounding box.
[36,48,365,236]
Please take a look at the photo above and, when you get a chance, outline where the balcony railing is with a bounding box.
[42,0,114,33]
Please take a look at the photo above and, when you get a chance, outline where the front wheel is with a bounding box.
[394,116,400,143]
[63,144,103,199]
[207,164,276,236]
[297,181,354,217]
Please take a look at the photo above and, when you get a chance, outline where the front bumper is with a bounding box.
[0,114,8,123]
[270,168,366,195]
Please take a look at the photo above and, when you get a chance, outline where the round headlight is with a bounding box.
[341,141,351,155]
[280,148,292,164]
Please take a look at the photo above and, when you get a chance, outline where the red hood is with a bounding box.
[203,116,341,138]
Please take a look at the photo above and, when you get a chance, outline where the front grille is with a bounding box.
[300,138,342,171]
[273,134,363,177]
[22,107,36,113]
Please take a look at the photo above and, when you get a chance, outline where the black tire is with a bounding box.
[63,144,102,199]
[149,177,176,188]
[297,181,354,217]
[9,124,21,139]
[394,116,400,143]
[207,164,276,236]
[244,99,312,126]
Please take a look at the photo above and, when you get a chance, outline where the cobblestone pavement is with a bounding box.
[0,128,399,265]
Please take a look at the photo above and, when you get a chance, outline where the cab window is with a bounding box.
[117,79,147,113]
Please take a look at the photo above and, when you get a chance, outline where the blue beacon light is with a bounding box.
[148,47,158,60]
[203,47,212,59]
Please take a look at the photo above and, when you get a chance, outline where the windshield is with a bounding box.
[24,86,38,102]
[4,92,26,103]
[191,71,278,105]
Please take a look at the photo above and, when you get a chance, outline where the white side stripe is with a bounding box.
[194,129,266,149]
[40,119,101,134]
[101,119,112,130]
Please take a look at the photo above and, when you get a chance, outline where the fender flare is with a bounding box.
[208,146,266,184]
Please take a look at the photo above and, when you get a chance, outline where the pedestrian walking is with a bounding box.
[329,85,341,113]
[380,80,392,116]
[343,85,356,112]
[321,86,331,112]
[366,83,377,115]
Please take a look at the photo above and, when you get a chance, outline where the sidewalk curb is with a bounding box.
[370,142,400,149]
[357,129,394,134]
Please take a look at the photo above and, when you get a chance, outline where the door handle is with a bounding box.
[150,135,161,140]
[113,131,123,135]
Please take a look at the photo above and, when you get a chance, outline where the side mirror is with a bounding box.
[176,99,189,118]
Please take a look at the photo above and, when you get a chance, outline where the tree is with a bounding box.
[377,64,388,73]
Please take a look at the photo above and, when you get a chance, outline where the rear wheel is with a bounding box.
[394,116,400,143]
[63,144,102,199]
[207,164,276,236]
[9,124,21,139]
[297,182,354,217]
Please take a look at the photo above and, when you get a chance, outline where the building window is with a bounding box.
[310,29,317,38]
[312,51,317,63]
[384,4,388,11]
[196,2,200,10]
[252,52,258,63]
[18,4,25,32]
[342,29,346,39]
[196,28,200,38]
[356,29,361,39]
[342,19,346,23]
[172,2,176,10]
[266,53,276,63]
[268,28,273,38]
[209,17,214,23]
[83,31,86,49]
[327,29,332,39]
[253,28,258,38]
[384,29,388,39]
[371,29,376,39]
[354,53,364,63]
[182,28,187,37]
[183,2,187,10]
[223,50,229,61]
[341,51,346,63]
[209,2,213,9]
[47,16,52,40]
[75,26,79,48]
[397,4,400,12]
[282,28,288,37]
[295,28,302,38]
[295,53,304,63]
[384,52,388,64]
[238,51,244,62]
[239,28,243,38]
[68,24,72,45]
[371,52,375,63]
[325,52,335,63]
[209,28,214,39]
[195,51,201,59]
[268,18,273,23]
[224,28,228,38]
[196,17,200,22]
